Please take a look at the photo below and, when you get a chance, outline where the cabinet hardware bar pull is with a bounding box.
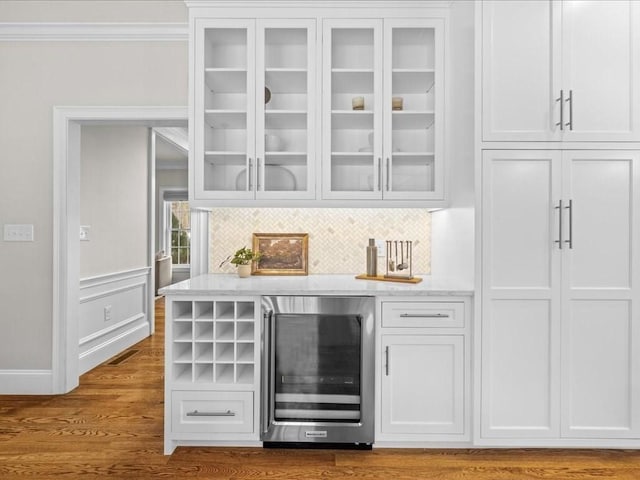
[399,313,449,318]
[256,157,261,191]
[556,90,564,131]
[565,199,573,249]
[386,157,390,191]
[565,90,573,130]
[247,158,253,191]
[186,409,235,417]
[385,346,390,376]
[555,200,563,249]
[377,157,382,191]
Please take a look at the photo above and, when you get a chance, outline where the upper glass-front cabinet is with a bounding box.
[193,19,316,201]
[322,18,444,201]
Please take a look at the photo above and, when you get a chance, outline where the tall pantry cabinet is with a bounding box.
[478,0,640,447]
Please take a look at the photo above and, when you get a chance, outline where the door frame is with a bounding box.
[52,106,189,394]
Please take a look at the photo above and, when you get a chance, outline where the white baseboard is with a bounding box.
[79,321,150,373]
[0,370,53,394]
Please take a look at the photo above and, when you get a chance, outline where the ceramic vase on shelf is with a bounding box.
[237,264,252,278]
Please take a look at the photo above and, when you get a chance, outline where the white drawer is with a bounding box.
[172,391,253,434]
[382,301,464,328]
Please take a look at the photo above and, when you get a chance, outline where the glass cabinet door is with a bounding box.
[256,20,316,200]
[195,19,256,199]
[323,19,383,200]
[383,19,444,200]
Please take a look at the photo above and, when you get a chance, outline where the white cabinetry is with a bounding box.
[480,150,640,443]
[376,298,470,443]
[188,2,449,207]
[322,19,445,201]
[193,18,316,202]
[482,0,640,142]
[164,296,261,453]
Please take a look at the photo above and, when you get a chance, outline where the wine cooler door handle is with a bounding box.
[261,310,274,435]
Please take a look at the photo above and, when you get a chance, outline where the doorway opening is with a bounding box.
[52,106,209,394]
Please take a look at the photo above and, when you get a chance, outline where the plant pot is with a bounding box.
[237,264,252,278]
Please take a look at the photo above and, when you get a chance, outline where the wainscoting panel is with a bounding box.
[79,267,151,375]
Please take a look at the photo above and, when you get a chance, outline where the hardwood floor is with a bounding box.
[1,297,639,479]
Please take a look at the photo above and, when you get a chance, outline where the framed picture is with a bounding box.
[252,233,309,276]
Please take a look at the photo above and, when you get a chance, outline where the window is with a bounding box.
[166,200,190,266]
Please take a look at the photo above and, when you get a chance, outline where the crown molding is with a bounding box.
[185,0,453,6]
[0,22,188,41]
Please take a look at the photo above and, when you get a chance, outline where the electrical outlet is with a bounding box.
[80,225,91,241]
[104,305,112,322]
[3,224,34,242]
[375,239,386,257]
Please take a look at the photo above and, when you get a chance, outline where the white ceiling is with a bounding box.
[155,127,187,170]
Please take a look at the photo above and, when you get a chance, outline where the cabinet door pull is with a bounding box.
[186,409,235,417]
[556,90,564,131]
[386,158,390,191]
[565,90,573,130]
[399,313,449,318]
[377,157,382,191]
[555,200,563,249]
[256,157,261,191]
[565,199,573,249]
[385,346,390,376]
[247,158,253,191]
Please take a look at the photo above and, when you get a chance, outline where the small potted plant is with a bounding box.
[225,247,261,278]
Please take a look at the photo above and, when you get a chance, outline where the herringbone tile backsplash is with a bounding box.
[209,208,431,274]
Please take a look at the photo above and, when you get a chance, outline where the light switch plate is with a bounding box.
[3,224,34,242]
[375,239,386,257]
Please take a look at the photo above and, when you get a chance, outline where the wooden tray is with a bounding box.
[355,274,423,284]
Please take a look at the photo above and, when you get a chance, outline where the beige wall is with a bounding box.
[0,3,187,370]
[0,1,187,22]
[80,126,149,278]
[210,208,431,275]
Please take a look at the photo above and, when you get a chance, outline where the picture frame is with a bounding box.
[252,233,309,276]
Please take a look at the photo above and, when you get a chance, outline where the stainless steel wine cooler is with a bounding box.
[261,296,375,448]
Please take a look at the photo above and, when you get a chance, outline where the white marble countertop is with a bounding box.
[159,273,473,297]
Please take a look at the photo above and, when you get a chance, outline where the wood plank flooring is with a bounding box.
[1,297,639,479]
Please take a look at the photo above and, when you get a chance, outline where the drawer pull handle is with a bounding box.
[399,313,449,318]
[186,409,235,417]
